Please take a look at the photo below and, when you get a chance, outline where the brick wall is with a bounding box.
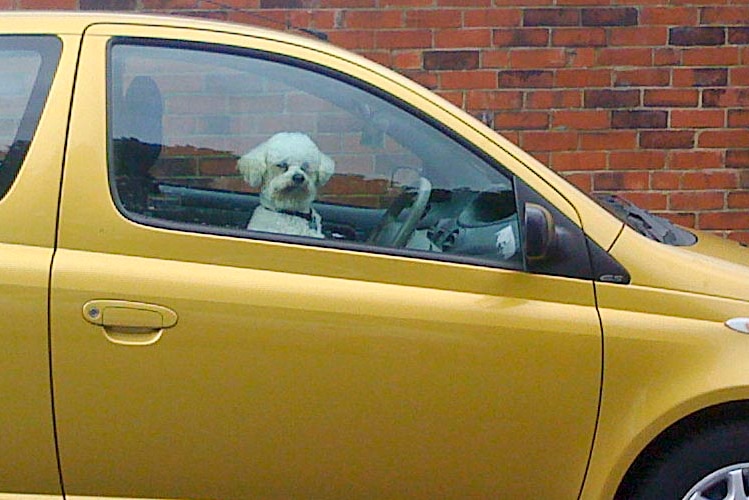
[8,0,749,242]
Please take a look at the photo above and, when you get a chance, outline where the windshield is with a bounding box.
[595,194,697,246]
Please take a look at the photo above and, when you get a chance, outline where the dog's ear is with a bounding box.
[316,152,335,187]
[237,141,268,188]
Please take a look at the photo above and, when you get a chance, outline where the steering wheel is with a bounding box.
[367,176,432,248]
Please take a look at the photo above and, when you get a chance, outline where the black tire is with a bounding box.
[619,420,749,500]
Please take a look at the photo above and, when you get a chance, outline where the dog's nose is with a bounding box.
[292,173,305,184]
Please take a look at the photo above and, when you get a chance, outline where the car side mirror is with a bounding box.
[524,202,556,260]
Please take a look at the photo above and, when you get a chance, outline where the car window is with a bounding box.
[108,39,522,270]
[0,36,61,199]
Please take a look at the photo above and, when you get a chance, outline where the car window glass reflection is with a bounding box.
[109,41,521,269]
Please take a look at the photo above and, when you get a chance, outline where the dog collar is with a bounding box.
[277,209,314,222]
[272,207,322,234]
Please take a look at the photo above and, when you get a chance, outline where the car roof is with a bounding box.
[0,11,315,44]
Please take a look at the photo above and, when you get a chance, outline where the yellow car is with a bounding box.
[2,11,748,500]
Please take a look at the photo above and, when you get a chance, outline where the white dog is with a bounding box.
[237,132,335,238]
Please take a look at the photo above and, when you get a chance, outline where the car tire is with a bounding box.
[620,420,749,500]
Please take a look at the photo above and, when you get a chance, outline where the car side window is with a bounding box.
[0,36,61,199]
[108,39,522,270]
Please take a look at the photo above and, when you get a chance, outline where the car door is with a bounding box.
[51,23,603,499]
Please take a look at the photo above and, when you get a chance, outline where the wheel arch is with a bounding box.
[614,399,749,499]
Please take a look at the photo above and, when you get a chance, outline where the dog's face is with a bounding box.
[237,132,335,212]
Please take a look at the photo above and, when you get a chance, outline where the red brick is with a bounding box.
[612,110,668,129]
[609,151,667,170]
[392,50,422,69]
[594,171,649,191]
[566,47,596,67]
[327,31,376,50]
[653,48,681,66]
[673,68,728,88]
[493,28,550,47]
[550,151,607,171]
[671,110,725,129]
[728,192,749,209]
[375,30,432,49]
[640,131,695,149]
[581,7,638,26]
[728,110,749,128]
[596,48,653,66]
[701,6,749,25]
[699,212,749,231]
[580,131,638,150]
[731,67,749,86]
[681,171,738,190]
[437,0,491,5]
[523,8,580,26]
[521,131,579,151]
[584,89,640,108]
[464,9,523,27]
[440,70,498,89]
[698,130,749,149]
[563,173,593,192]
[552,28,607,47]
[405,10,462,29]
[481,49,511,68]
[610,27,667,47]
[557,69,611,88]
[729,28,749,45]
[20,0,76,7]
[525,90,583,109]
[728,150,749,169]
[641,7,699,25]
[423,50,480,70]
[652,171,681,190]
[553,110,610,130]
[614,69,670,87]
[435,29,492,49]
[498,70,554,88]
[670,191,725,210]
[380,0,432,6]
[670,151,724,170]
[669,27,726,46]
[435,91,464,107]
[644,89,699,107]
[344,10,403,29]
[682,47,740,67]
[508,48,569,69]
[495,111,550,130]
[288,10,336,29]
[703,89,749,108]
[466,90,523,110]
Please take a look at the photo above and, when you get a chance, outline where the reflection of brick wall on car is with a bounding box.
[0,57,38,158]
[144,69,414,209]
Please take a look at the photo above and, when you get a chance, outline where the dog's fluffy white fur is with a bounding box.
[237,132,335,238]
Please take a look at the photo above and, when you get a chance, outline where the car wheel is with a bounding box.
[620,421,749,500]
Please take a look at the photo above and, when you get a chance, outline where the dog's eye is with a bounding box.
[277,162,289,171]
[301,162,310,172]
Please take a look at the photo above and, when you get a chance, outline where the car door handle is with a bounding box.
[82,300,178,346]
